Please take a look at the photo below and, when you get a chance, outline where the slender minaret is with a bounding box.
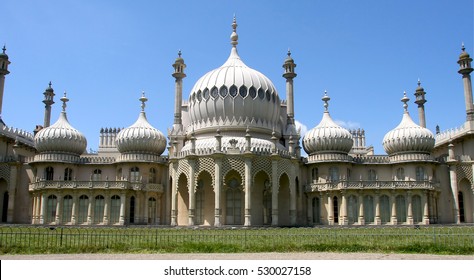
[42,82,55,127]
[283,49,297,125]
[458,43,474,122]
[0,45,11,124]
[414,79,427,128]
[172,50,186,132]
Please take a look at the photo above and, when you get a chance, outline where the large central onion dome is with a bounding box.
[35,93,87,156]
[303,93,353,155]
[382,93,435,156]
[115,93,167,155]
[188,18,281,135]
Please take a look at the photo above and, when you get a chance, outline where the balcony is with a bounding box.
[29,180,164,193]
[305,180,439,192]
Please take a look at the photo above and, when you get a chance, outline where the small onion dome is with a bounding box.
[115,93,167,155]
[303,92,353,155]
[284,49,294,64]
[34,93,87,155]
[459,44,470,60]
[382,93,435,155]
[175,50,184,63]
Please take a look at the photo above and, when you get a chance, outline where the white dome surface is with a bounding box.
[303,111,353,155]
[382,112,435,155]
[116,111,166,156]
[35,112,87,155]
[188,34,280,135]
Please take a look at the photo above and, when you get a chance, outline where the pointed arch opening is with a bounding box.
[177,173,189,226]
[196,171,214,226]
[224,170,243,225]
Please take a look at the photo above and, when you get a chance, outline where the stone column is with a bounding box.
[448,165,460,223]
[71,194,78,225]
[374,192,381,225]
[214,157,222,227]
[170,162,178,226]
[87,194,94,225]
[103,193,110,225]
[289,165,297,226]
[144,193,149,224]
[358,192,364,225]
[55,193,62,225]
[328,194,334,225]
[244,157,252,226]
[7,165,17,223]
[271,159,279,226]
[31,194,37,224]
[188,159,196,226]
[407,191,413,225]
[340,191,348,225]
[119,192,126,225]
[307,195,313,225]
[422,190,430,225]
[39,193,46,224]
[391,191,398,225]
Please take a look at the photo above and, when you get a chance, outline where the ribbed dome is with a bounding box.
[34,95,87,156]
[382,94,435,155]
[188,19,280,135]
[115,94,166,155]
[303,94,353,155]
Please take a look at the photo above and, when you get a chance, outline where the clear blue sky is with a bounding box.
[2,0,473,154]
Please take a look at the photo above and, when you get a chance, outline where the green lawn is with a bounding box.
[0,226,473,255]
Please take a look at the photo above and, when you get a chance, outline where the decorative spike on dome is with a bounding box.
[287,48,291,57]
[178,50,182,57]
[60,91,69,112]
[139,91,148,112]
[2,45,5,54]
[401,91,409,112]
[462,42,465,52]
[231,16,238,47]
[322,90,330,112]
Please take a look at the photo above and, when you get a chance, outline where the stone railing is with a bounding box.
[29,180,163,192]
[174,147,292,159]
[305,180,438,192]
[435,123,468,146]
[0,124,35,147]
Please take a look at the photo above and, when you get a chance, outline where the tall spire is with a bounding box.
[457,43,474,122]
[230,15,238,48]
[283,48,297,125]
[414,79,427,127]
[43,82,55,127]
[0,43,10,123]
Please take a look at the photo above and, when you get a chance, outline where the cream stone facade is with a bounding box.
[0,20,472,226]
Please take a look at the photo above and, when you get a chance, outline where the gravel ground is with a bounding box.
[1,252,473,260]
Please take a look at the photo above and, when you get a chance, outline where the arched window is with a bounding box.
[396,195,407,223]
[1,191,8,223]
[46,195,57,223]
[458,192,465,223]
[412,195,422,223]
[62,195,73,223]
[226,178,242,225]
[347,195,358,224]
[363,195,374,223]
[312,197,320,224]
[78,195,89,224]
[129,196,135,224]
[195,180,204,225]
[311,167,318,183]
[45,167,54,181]
[396,168,405,181]
[380,195,390,223]
[117,168,122,180]
[329,167,339,182]
[110,195,121,224]
[148,197,157,224]
[263,180,272,225]
[92,169,102,181]
[94,195,105,224]
[130,167,140,182]
[148,168,157,184]
[416,167,425,181]
[368,169,377,181]
[64,168,73,181]
[333,196,339,224]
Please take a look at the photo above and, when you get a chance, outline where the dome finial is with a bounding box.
[287,48,291,57]
[2,45,6,54]
[230,15,238,47]
[322,90,330,112]
[178,49,182,57]
[401,91,409,112]
[139,91,148,112]
[48,81,52,88]
[60,91,69,112]
[417,78,421,87]
[462,42,466,52]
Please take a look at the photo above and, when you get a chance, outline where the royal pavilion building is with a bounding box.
[0,19,472,226]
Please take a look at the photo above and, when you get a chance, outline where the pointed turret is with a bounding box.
[457,43,474,122]
[172,50,186,129]
[0,45,11,124]
[414,79,427,128]
[283,49,297,125]
[43,82,55,127]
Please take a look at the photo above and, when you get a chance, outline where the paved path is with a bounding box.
[1,252,473,260]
